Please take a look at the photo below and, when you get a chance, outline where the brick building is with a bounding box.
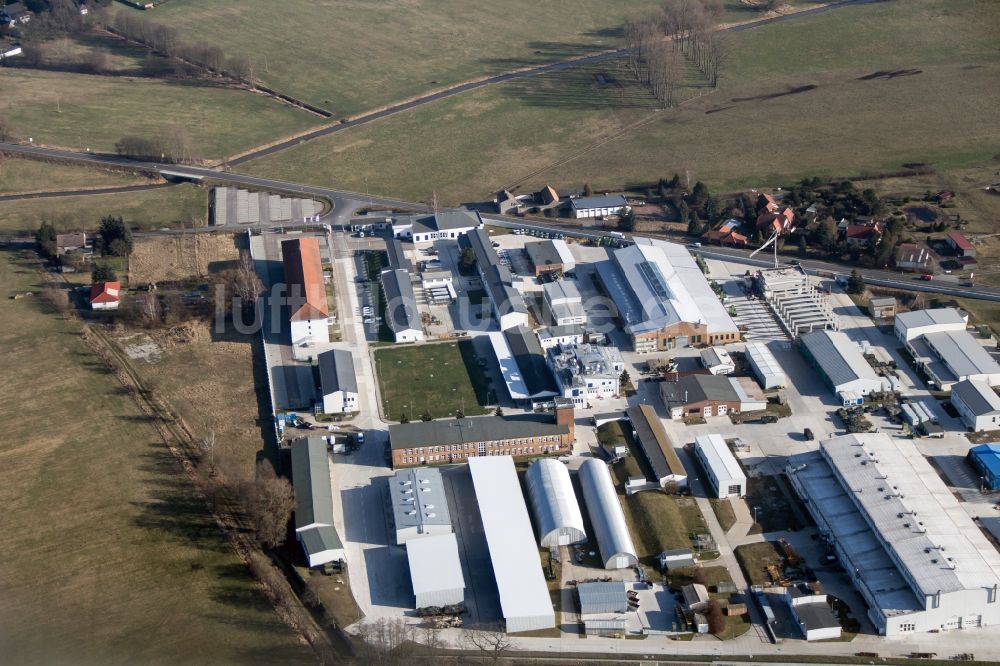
[388,400,575,468]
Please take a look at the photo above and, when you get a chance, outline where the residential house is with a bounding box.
[89,281,120,310]
[756,207,795,236]
[703,219,748,247]
[537,185,561,208]
[842,221,883,247]
[495,190,520,214]
[56,232,87,256]
[3,2,31,24]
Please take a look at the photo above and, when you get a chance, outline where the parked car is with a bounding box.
[920,273,934,281]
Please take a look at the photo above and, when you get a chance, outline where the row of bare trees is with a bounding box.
[115,125,198,164]
[624,0,730,106]
[110,12,254,84]
[355,617,512,666]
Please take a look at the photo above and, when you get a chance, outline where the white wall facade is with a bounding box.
[393,328,424,343]
[415,587,465,609]
[498,310,530,331]
[291,317,330,347]
[952,393,1000,432]
[322,390,358,414]
[92,301,118,311]
[301,544,345,569]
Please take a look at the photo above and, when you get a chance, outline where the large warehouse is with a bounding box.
[578,458,639,570]
[800,329,887,404]
[389,467,453,545]
[595,237,739,352]
[290,438,345,568]
[693,434,746,499]
[525,459,587,547]
[894,307,968,342]
[405,533,466,609]
[468,456,556,632]
[904,329,1000,390]
[787,433,1000,635]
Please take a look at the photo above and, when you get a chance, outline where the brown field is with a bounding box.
[128,233,241,285]
[0,157,151,194]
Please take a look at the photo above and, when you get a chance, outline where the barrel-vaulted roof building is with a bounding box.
[525,459,586,548]
[578,458,639,570]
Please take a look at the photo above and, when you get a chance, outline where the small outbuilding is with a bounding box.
[744,340,787,390]
[969,443,1000,491]
[317,348,358,414]
[90,281,121,311]
[658,548,695,571]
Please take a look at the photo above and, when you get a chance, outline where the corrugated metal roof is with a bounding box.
[570,194,629,210]
[525,459,586,547]
[291,437,334,529]
[282,238,329,321]
[406,533,465,596]
[385,237,410,272]
[468,456,555,626]
[577,581,627,615]
[800,329,880,388]
[924,330,1000,379]
[627,404,686,481]
[895,307,966,332]
[390,467,452,531]
[971,444,1000,479]
[744,341,786,384]
[952,379,1000,416]
[299,524,343,556]
[381,269,421,335]
[389,414,569,450]
[578,459,638,569]
[318,348,357,395]
[694,434,745,486]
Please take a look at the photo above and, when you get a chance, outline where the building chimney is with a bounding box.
[553,398,575,435]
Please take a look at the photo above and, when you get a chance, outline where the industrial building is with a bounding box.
[578,458,639,569]
[389,467,453,545]
[525,239,575,277]
[895,307,968,342]
[626,404,687,490]
[316,349,358,414]
[577,581,628,636]
[542,280,586,327]
[693,434,746,499]
[800,329,887,404]
[786,433,1000,636]
[951,379,1000,432]
[660,374,767,420]
[524,459,587,547]
[536,324,585,350]
[547,343,625,406]
[405,533,466,609]
[569,194,629,219]
[385,237,411,272]
[596,238,739,352]
[282,238,330,347]
[463,228,529,330]
[969,444,1000,491]
[754,266,838,336]
[391,209,483,244]
[468,456,556,632]
[380,268,424,342]
[659,548,695,570]
[290,438,345,568]
[904,329,1000,390]
[785,589,842,641]
[700,347,734,375]
[388,400,575,468]
[744,340,787,390]
[490,325,559,405]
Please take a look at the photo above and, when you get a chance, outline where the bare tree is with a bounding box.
[706,599,726,635]
[239,460,294,548]
[355,617,414,666]
[226,54,253,84]
[462,624,512,666]
[85,48,111,75]
[42,285,71,317]
[704,31,731,87]
[200,430,216,472]
[139,290,160,325]
[233,251,263,309]
[21,41,48,68]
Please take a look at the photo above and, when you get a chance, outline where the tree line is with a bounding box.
[624,0,730,107]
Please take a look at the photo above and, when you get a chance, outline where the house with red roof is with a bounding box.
[703,219,748,247]
[756,207,794,235]
[90,281,121,311]
[282,237,330,348]
[842,221,883,247]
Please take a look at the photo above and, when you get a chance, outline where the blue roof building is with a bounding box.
[969,444,1000,490]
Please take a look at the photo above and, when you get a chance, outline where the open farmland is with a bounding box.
[374,342,490,420]
[0,250,312,665]
[0,157,151,194]
[0,183,207,234]
[241,0,1000,203]
[0,68,319,160]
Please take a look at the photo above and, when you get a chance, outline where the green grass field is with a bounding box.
[374,341,490,420]
[0,157,150,194]
[0,249,312,665]
[0,183,207,234]
[0,68,320,160]
[241,0,1000,203]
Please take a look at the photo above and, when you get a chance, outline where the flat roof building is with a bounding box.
[317,349,358,414]
[578,458,639,570]
[389,467,453,545]
[693,434,746,499]
[626,404,687,489]
[951,379,1000,432]
[380,269,424,343]
[391,209,483,244]
[547,343,625,406]
[700,347,734,375]
[406,533,466,609]
[525,459,587,548]
[800,330,886,403]
[596,237,739,352]
[468,456,556,632]
[290,438,345,568]
[490,326,559,404]
[895,307,967,343]
[282,238,330,347]
[525,239,575,276]
[536,324,585,350]
[787,433,1000,636]
[542,279,586,327]
[744,341,787,390]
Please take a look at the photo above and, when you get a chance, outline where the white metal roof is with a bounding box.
[468,456,555,624]
[525,459,586,547]
[800,329,881,389]
[923,330,1000,379]
[744,341,786,382]
[406,533,466,596]
[896,307,966,332]
[694,434,746,485]
[578,458,638,569]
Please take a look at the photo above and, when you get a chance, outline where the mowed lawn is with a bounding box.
[0,158,150,194]
[374,342,490,420]
[0,68,320,160]
[0,251,313,665]
[241,0,1000,203]
[0,183,207,235]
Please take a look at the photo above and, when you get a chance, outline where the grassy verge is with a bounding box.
[374,342,490,420]
[0,183,208,235]
[734,541,784,587]
[0,248,311,664]
[0,157,151,194]
[0,68,320,159]
[710,499,737,533]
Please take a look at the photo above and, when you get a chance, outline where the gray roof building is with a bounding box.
[578,458,639,570]
[570,194,629,212]
[390,467,452,544]
[389,414,570,451]
[406,532,466,608]
[394,209,483,237]
[525,459,586,548]
[914,330,1000,385]
[577,581,628,615]
[381,269,422,340]
[299,525,343,559]
[463,228,528,328]
[800,329,885,395]
[504,325,559,397]
[952,379,1000,418]
[525,239,575,273]
[291,437,335,530]
[627,404,687,486]
[660,374,739,408]
[385,237,410,272]
[317,348,358,396]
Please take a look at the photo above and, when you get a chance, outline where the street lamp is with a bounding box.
[752,505,759,525]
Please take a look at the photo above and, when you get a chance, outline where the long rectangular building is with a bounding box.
[800,330,886,403]
[389,467,452,545]
[627,404,687,489]
[380,268,424,342]
[468,456,556,632]
[464,228,528,330]
[290,438,345,568]
[787,433,1000,636]
[282,237,330,347]
[596,237,738,352]
[693,433,745,499]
